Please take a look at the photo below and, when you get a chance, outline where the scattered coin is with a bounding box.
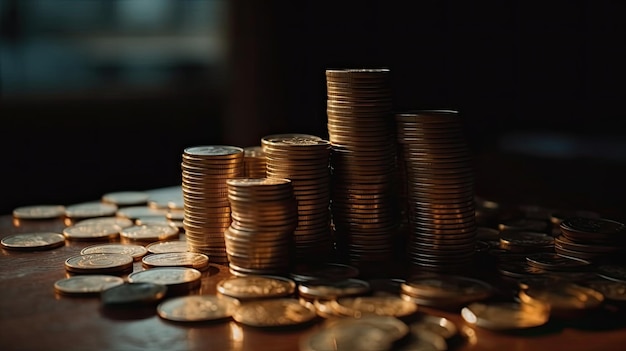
[127,267,202,295]
[80,243,148,261]
[54,275,124,296]
[101,282,168,307]
[217,275,296,300]
[289,262,360,283]
[409,314,458,341]
[157,294,240,322]
[65,201,118,219]
[12,204,66,220]
[120,224,180,244]
[63,223,122,241]
[102,191,150,206]
[72,216,134,229]
[461,301,550,331]
[141,252,209,271]
[519,281,604,318]
[232,298,317,327]
[146,240,189,254]
[64,253,134,275]
[329,295,419,319]
[1,232,65,251]
[298,278,371,300]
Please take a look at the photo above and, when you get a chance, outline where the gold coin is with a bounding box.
[81,243,147,261]
[1,232,65,251]
[232,298,317,327]
[12,204,66,219]
[216,275,296,299]
[157,294,240,322]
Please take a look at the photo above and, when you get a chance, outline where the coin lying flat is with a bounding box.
[146,240,188,254]
[64,253,134,274]
[141,252,209,271]
[54,275,124,296]
[73,216,135,229]
[300,314,406,351]
[330,295,418,319]
[65,202,118,219]
[519,282,604,318]
[101,282,168,307]
[1,232,65,251]
[233,298,317,327]
[127,267,202,295]
[289,262,360,283]
[12,205,66,219]
[298,278,371,300]
[461,301,550,331]
[409,314,458,341]
[157,294,240,322]
[217,275,296,300]
[102,191,150,206]
[63,223,122,241]
[80,243,148,261]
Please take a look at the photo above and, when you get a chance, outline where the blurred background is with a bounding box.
[1,0,625,217]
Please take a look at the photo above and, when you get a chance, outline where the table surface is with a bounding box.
[2,153,626,351]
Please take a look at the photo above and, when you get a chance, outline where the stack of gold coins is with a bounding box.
[243,145,267,178]
[181,145,244,264]
[225,177,298,276]
[325,68,399,268]
[262,133,334,262]
[396,110,477,273]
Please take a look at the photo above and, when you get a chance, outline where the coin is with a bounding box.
[519,282,604,318]
[525,252,592,271]
[12,204,66,219]
[461,301,550,331]
[101,282,168,307]
[1,232,65,251]
[127,267,202,295]
[157,294,240,322]
[102,191,150,206]
[289,262,360,283]
[580,278,626,302]
[72,216,134,229]
[64,253,134,274]
[216,275,296,300]
[141,252,209,271]
[80,243,147,261]
[330,295,418,319]
[65,201,118,219]
[146,240,188,254]
[298,278,371,300]
[116,206,168,220]
[232,298,317,327]
[410,314,458,341]
[63,223,122,241]
[120,224,180,243]
[54,275,124,296]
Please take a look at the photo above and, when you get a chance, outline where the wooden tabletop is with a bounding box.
[1,213,626,351]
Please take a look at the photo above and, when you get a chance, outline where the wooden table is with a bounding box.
[2,152,626,351]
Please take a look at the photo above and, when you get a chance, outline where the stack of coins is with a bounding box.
[225,177,298,276]
[181,145,244,264]
[261,133,334,262]
[395,110,477,273]
[325,68,399,268]
[556,216,626,262]
[243,146,267,178]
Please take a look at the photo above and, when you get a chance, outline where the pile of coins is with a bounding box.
[325,68,399,267]
[262,133,334,262]
[396,110,477,273]
[556,216,626,261]
[181,145,244,264]
[225,177,298,276]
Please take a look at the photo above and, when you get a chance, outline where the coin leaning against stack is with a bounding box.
[395,110,477,273]
[225,177,298,276]
[325,68,400,268]
[181,145,245,264]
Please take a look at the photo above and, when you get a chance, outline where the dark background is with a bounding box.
[1,0,625,217]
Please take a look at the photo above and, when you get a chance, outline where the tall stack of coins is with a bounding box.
[325,68,399,267]
[181,145,244,264]
[243,146,267,178]
[225,178,298,276]
[395,110,477,273]
[261,134,334,262]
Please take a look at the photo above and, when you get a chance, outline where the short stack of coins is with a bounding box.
[225,178,298,276]
[325,68,399,268]
[243,146,267,178]
[395,110,477,273]
[262,134,334,262]
[181,145,244,264]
